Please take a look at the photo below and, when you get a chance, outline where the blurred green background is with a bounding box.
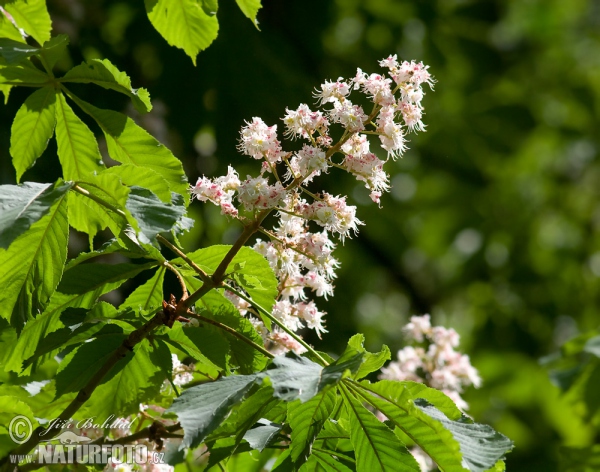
[1,0,600,470]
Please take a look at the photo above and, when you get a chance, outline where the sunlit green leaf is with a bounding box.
[62,58,152,113]
[2,0,52,45]
[342,387,420,472]
[0,185,68,331]
[145,0,219,65]
[197,289,269,374]
[0,181,72,249]
[0,58,47,84]
[346,333,390,381]
[120,265,165,313]
[104,165,171,203]
[0,12,25,43]
[67,173,129,244]
[289,388,336,464]
[235,0,262,29]
[177,245,278,321]
[69,95,188,201]
[55,91,104,181]
[10,86,56,181]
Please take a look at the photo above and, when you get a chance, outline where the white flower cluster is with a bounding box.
[380,315,481,411]
[190,56,433,354]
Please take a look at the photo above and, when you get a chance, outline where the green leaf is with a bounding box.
[21,314,113,371]
[168,374,261,449]
[243,419,283,452]
[69,95,188,201]
[55,91,104,181]
[62,58,152,113]
[57,261,158,297]
[77,338,171,420]
[342,387,420,472]
[145,0,219,65]
[104,164,171,203]
[67,174,129,244]
[305,450,354,472]
[267,354,354,403]
[0,181,72,249]
[0,184,68,331]
[39,34,68,69]
[208,385,278,442]
[289,388,336,464]
[10,86,56,181]
[54,329,127,398]
[125,186,187,245]
[2,261,157,374]
[160,322,229,372]
[584,335,600,357]
[121,265,165,313]
[197,289,269,374]
[179,244,279,318]
[235,0,262,29]
[416,401,513,472]
[0,396,38,458]
[346,334,391,380]
[357,380,466,472]
[0,58,48,84]
[0,37,39,63]
[0,11,25,42]
[2,0,52,45]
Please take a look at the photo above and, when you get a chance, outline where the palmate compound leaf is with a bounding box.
[61,58,152,113]
[68,93,189,202]
[2,261,158,375]
[342,386,421,472]
[355,380,466,472]
[0,181,72,249]
[76,338,172,421]
[55,91,105,181]
[1,0,51,45]
[0,182,69,331]
[10,86,56,181]
[357,380,513,472]
[145,0,219,65]
[288,388,337,464]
